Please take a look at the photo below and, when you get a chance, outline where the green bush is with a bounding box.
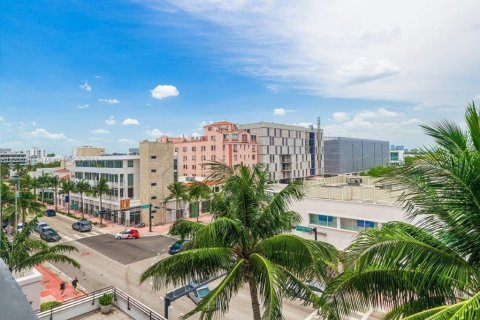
[40,301,62,311]
[99,293,113,306]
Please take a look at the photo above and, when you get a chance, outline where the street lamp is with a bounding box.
[148,204,161,232]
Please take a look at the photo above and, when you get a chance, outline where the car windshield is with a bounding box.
[46,230,58,236]
[80,221,91,225]
[197,288,210,298]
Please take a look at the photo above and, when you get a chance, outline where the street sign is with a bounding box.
[141,204,150,209]
[295,225,313,233]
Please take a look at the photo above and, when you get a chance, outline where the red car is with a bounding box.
[115,229,140,240]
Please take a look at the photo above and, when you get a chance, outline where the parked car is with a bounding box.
[168,240,190,255]
[16,223,24,232]
[72,220,92,232]
[187,281,211,304]
[115,229,139,240]
[34,221,49,233]
[40,229,61,242]
[46,209,56,217]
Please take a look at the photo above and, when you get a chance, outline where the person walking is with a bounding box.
[60,281,66,296]
[72,277,79,294]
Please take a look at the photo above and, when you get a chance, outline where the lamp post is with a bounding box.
[148,204,161,232]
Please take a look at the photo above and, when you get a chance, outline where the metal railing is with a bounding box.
[35,286,165,320]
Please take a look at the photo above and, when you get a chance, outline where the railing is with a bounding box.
[35,286,165,320]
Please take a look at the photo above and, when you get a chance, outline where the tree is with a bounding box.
[141,163,339,320]
[31,177,40,201]
[92,178,110,225]
[60,180,76,214]
[37,174,49,204]
[165,182,188,219]
[75,180,91,220]
[188,182,211,221]
[0,163,8,178]
[319,103,480,320]
[49,176,61,211]
[0,219,79,272]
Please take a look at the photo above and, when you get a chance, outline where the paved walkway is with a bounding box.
[45,203,213,236]
[37,264,85,303]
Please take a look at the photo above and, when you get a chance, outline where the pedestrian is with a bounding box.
[60,281,66,296]
[72,277,79,294]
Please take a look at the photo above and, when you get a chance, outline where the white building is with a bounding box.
[240,122,324,183]
[70,154,142,225]
[389,149,405,165]
[0,150,27,165]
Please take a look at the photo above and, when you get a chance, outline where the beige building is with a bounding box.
[139,140,175,224]
[73,146,105,157]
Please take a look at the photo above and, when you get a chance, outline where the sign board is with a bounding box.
[120,199,131,209]
[295,225,313,233]
[141,204,150,209]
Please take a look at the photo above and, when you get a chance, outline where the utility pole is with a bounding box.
[149,203,153,232]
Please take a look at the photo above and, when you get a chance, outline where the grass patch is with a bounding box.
[40,301,62,311]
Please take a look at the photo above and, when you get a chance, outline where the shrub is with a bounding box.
[40,301,62,311]
[99,293,113,306]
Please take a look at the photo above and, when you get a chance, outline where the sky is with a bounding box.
[1,0,479,155]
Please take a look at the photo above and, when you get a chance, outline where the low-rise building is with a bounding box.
[324,137,389,175]
[389,148,405,165]
[239,122,324,182]
[160,121,258,178]
[0,149,27,165]
[73,146,105,157]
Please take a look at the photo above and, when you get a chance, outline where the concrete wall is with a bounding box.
[290,197,405,249]
[15,267,43,311]
[74,147,105,157]
[139,141,174,224]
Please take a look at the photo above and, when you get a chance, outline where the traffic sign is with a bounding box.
[141,204,150,209]
[295,225,313,233]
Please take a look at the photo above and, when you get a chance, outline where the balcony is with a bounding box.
[36,287,165,320]
[281,155,292,164]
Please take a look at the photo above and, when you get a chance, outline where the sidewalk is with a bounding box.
[46,203,213,236]
[37,264,85,304]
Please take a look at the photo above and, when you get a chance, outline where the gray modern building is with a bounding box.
[324,137,389,175]
[240,122,324,183]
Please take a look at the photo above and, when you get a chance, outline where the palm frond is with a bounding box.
[169,220,206,239]
[190,217,246,249]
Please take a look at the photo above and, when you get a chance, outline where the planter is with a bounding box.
[100,304,112,314]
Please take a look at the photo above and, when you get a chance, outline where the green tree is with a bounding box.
[37,174,49,204]
[60,180,76,214]
[0,219,79,272]
[165,182,188,219]
[319,103,480,320]
[187,182,211,221]
[141,163,338,320]
[49,176,61,211]
[31,177,40,201]
[0,163,9,178]
[75,180,91,220]
[92,178,110,225]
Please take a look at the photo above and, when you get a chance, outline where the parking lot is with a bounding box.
[76,234,175,265]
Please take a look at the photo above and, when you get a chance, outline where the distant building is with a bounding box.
[0,150,27,165]
[26,147,46,158]
[159,121,258,178]
[389,149,405,165]
[128,148,140,155]
[239,122,323,183]
[390,144,406,151]
[73,146,105,157]
[324,137,389,175]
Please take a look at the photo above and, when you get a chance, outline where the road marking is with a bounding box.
[72,234,82,239]
[62,235,73,242]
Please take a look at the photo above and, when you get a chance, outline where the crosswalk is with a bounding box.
[58,229,106,243]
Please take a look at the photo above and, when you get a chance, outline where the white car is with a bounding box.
[17,223,24,232]
[115,229,140,240]
[187,281,211,304]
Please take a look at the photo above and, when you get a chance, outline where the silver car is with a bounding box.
[187,281,211,304]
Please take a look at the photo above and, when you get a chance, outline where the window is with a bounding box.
[151,169,156,173]
[128,174,134,186]
[252,155,255,160]
[211,145,216,151]
[231,133,238,141]
[251,135,256,141]
[234,155,237,161]
[208,126,212,131]
[128,187,134,198]
[340,218,378,232]
[183,156,187,161]
[174,147,178,152]
[309,214,337,228]
[210,136,216,141]
[151,183,157,186]
[192,156,196,161]
[211,155,216,160]
[201,155,206,161]
[192,147,196,152]
[242,134,248,142]
[150,156,156,159]
[128,160,134,167]
[151,196,157,200]
[183,147,187,152]
[223,134,229,140]
[192,165,196,170]
[201,146,206,152]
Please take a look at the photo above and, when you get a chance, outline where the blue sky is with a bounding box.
[1,0,478,155]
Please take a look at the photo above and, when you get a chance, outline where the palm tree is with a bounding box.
[188,182,211,221]
[165,182,188,219]
[49,176,61,211]
[319,103,480,320]
[31,177,40,201]
[93,178,110,225]
[0,219,79,272]
[60,180,76,214]
[37,173,49,204]
[141,163,339,320]
[75,180,91,220]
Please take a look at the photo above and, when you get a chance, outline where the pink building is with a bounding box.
[159,121,258,178]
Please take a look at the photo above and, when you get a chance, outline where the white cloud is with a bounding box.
[95,75,101,79]
[332,112,350,123]
[105,116,116,126]
[0,117,11,127]
[29,128,66,140]
[77,104,90,109]
[147,128,170,138]
[90,129,109,134]
[122,118,140,126]
[98,98,120,105]
[273,108,296,116]
[151,85,179,99]
[79,81,92,92]
[147,1,480,106]
[118,138,136,144]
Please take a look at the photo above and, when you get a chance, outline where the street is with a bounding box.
[41,213,315,319]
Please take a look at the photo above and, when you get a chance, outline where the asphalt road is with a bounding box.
[43,214,315,319]
[76,234,172,265]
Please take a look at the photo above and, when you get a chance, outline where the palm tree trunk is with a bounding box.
[100,194,103,225]
[54,186,58,211]
[41,188,44,203]
[34,187,37,201]
[248,276,262,320]
[81,193,84,220]
[67,191,70,214]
